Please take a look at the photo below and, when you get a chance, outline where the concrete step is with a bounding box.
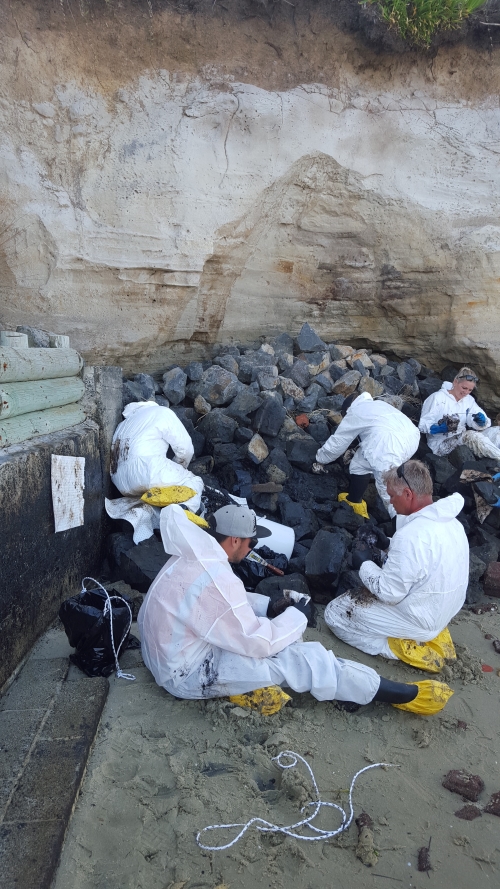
[0,629,108,889]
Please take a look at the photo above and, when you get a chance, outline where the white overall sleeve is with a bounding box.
[160,410,195,468]
[359,533,425,605]
[418,391,447,434]
[315,415,360,465]
[193,576,307,659]
[246,592,270,617]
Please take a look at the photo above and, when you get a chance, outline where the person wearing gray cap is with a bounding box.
[138,503,443,713]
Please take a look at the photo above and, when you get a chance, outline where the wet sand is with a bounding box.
[54,607,500,889]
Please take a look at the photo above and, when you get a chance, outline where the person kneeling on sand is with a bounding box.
[324,461,469,672]
[138,502,453,714]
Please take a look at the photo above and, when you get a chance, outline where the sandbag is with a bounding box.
[141,485,196,506]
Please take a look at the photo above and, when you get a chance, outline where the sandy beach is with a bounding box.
[52,602,500,889]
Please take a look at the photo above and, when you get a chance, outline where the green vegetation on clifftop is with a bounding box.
[366,0,487,45]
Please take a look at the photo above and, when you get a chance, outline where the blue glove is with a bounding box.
[430,422,448,435]
[492,473,500,482]
[473,412,487,427]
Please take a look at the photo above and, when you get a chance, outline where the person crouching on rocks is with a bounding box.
[419,366,500,460]
[110,400,204,512]
[138,502,454,715]
[324,461,468,674]
[312,391,420,519]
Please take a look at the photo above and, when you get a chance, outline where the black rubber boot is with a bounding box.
[347,473,371,503]
[373,677,418,705]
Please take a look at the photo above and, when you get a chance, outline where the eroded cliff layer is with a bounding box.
[0,1,499,398]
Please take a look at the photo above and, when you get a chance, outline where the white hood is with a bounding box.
[160,504,225,564]
[122,400,158,419]
[398,493,464,529]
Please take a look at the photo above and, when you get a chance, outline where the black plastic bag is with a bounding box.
[59,582,135,678]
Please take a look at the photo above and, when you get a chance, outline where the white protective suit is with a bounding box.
[138,505,381,704]
[111,401,204,511]
[419,381,500,459]
[324,493,468,658]
[315,392,421,516]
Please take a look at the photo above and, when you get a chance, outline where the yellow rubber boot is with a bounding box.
[228,686,291,715]
[338,492,369,519]
[388,627,456,673]
[392,680,454,715]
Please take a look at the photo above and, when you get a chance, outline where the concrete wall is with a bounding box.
[0,359,122,688]
[0,423,104,688]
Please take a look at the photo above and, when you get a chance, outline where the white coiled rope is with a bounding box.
[81,577,136,681]
[196,751,399,851]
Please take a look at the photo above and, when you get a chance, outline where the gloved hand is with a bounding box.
[267,597,291,618]
[267,590,311,619]
[291,597,313,622]
[352,547,373,570]
[430,422,448,435]
[312,462,328,474]
[373,526,391,550]
[493,473,500,483]
[472,412,487,427]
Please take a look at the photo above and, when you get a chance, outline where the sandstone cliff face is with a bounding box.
[0,1,499,400]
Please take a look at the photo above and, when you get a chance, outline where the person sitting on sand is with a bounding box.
[419,366,500,460]
[138,502,454,714]
[313,391,420,519]
[324,461,468,672]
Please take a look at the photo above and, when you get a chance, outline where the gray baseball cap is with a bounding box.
[212,505,272,540]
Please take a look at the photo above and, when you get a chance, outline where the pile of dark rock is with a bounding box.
[109,323,500,608]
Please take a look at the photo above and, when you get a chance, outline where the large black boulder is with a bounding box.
[307,419,331,446]
[254,572,311,600]
[122,379,145,406]
[226,388,264,425]
[211,442,242,468]
[107,532,170,594]
[286,438,319,472]
[252,395,286,437]
[197,409,238,443]
[278,495,319,541]
[295,322,327,353]
[426,453,456,487]
[330,502,366,532]
[266,447,292,484]
[195,365,242,406]
[238,351,275,383]
[447,446,476,469]
[284,468,339,506]
[132,373,156,400]
[285,359,312,390]
[418,376,442,400]
[305,529,350,600]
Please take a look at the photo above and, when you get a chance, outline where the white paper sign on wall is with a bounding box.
[51,455,85,532]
